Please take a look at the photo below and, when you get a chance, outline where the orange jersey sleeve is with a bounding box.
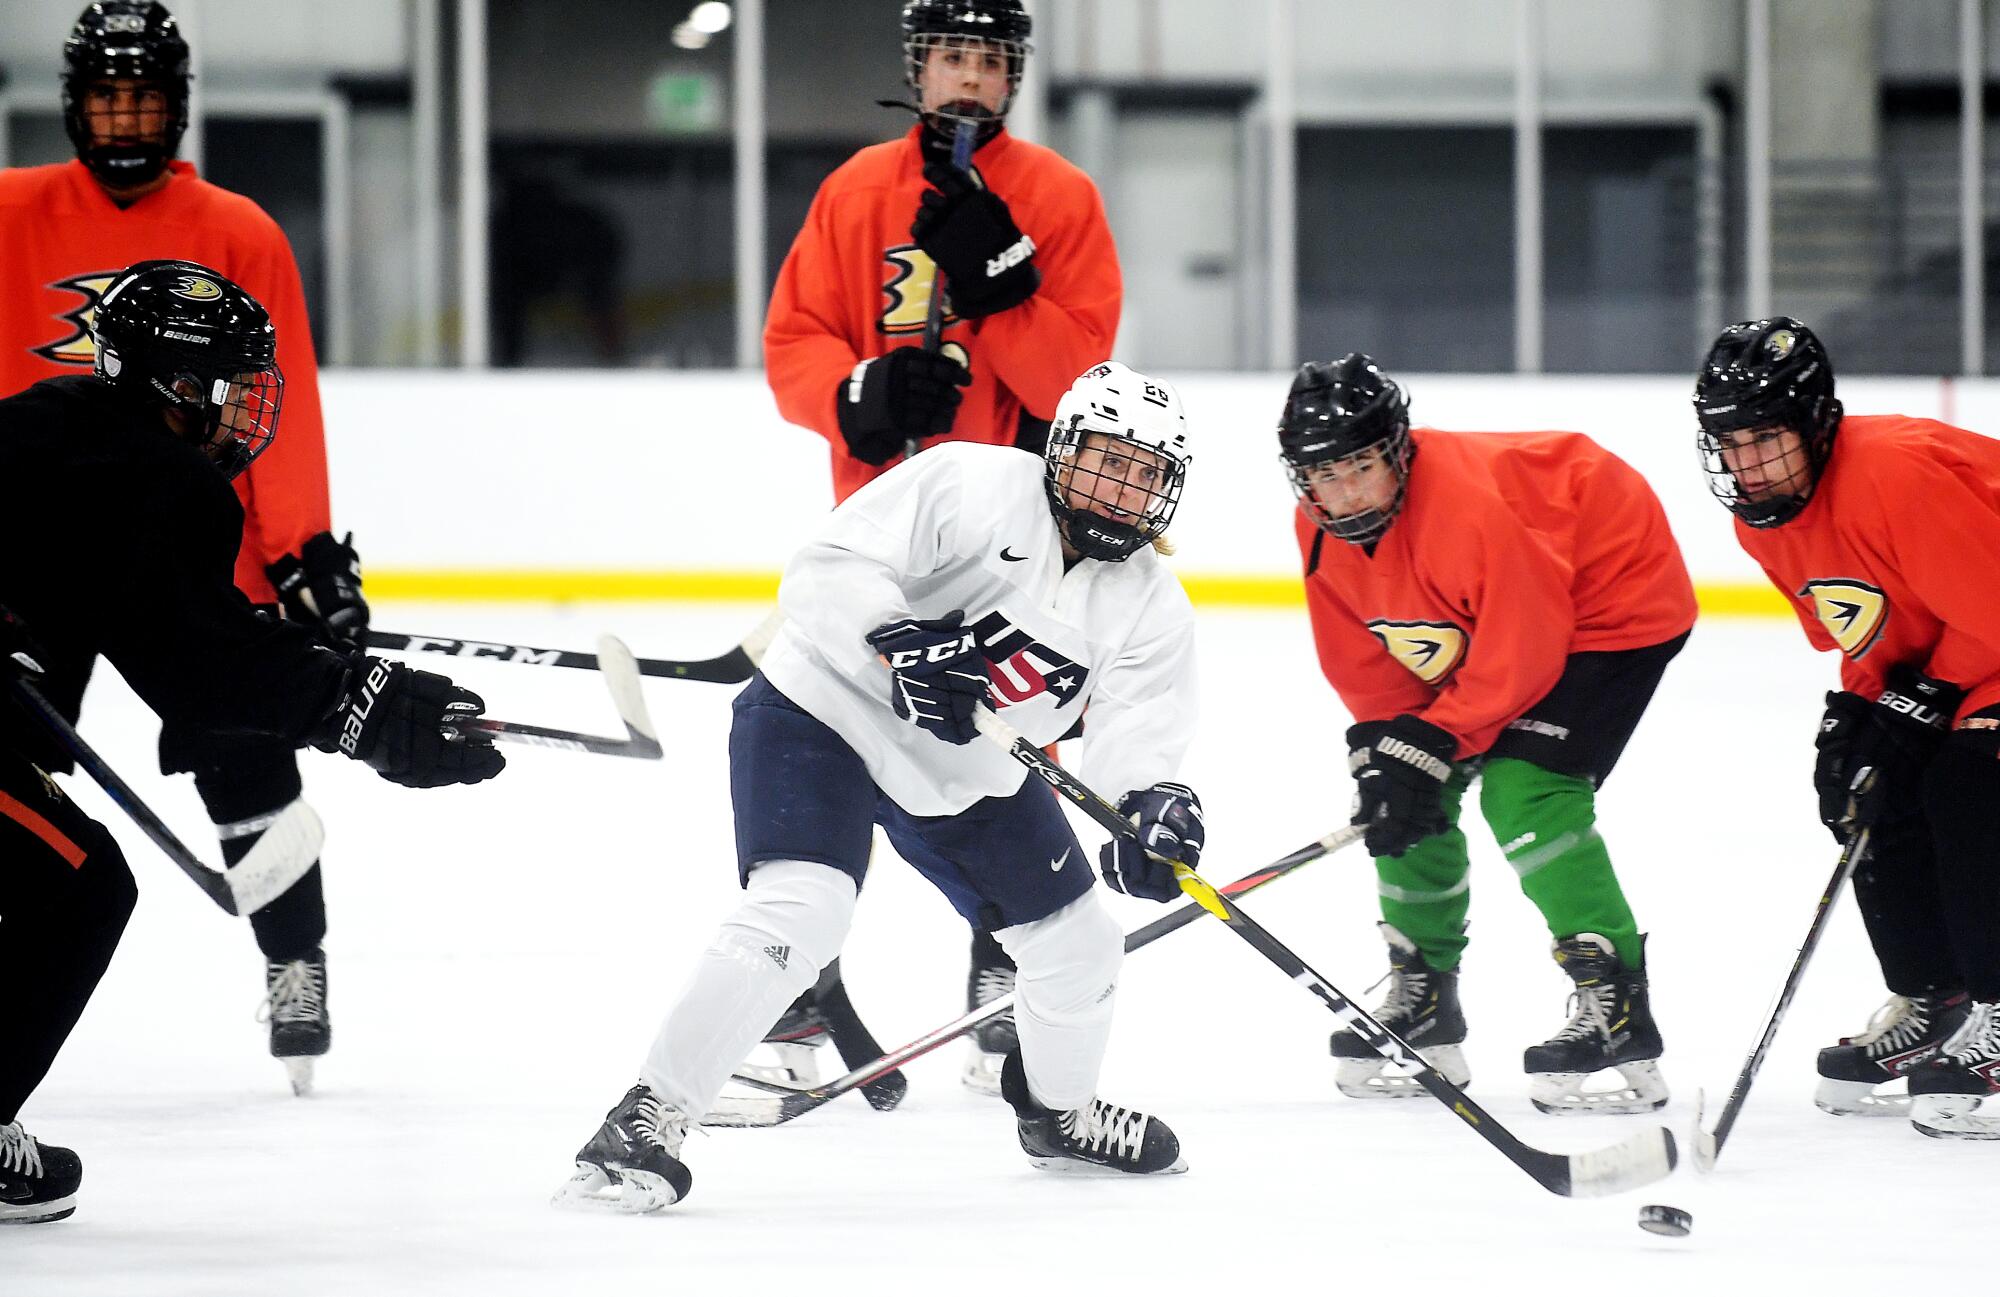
[1737,415,2000,716]
[763,126,1121,503]
[0,160,331,603]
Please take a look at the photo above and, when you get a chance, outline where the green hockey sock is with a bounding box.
[1478,757,1642,969]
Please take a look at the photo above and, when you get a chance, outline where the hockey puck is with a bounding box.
[1636,1204,1693,1238]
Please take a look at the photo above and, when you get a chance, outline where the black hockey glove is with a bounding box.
[1100,781,1204,903]
[1,602,49,680]
[866,611,988,746]
[835,348,973,466]
[314,657,506,789]
[910,161,1040,319]
[267,531,370,649]
[1814,665,1964,843]
[1348,715,1457,858]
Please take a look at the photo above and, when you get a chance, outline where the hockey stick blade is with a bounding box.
[811,958,908,1112]
[1692,1088,1720,1172]
[451,632,663,759]
[223,802,327,916]
[974,708,1676,1200]
[364,609,782,686]
[703,825,1359,1128]
[4,674,319,917]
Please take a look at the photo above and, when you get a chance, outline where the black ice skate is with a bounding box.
[1524,933,1668,1115]
[963,958,1018,1096]
[1815,991,1969,1116]
[0,1122,82,1225]
[554,1083,694,1212]
[1000,1051,1185,1175]
[258,948,330,1096]
[1909,1000,2000,1140]
[1331,922,1469,1098]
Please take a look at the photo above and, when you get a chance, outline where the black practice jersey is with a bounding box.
[0,376,346,771]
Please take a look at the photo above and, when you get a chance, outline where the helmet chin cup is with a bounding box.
[1062,511,1145,562]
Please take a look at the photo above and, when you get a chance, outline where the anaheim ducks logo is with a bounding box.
[30,271,121,366]
[1366,619,1467,685]
[1799,579,1888,659]
[171,274,223,302]
[882,244,963,334]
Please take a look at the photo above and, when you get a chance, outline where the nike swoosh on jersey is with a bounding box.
[1050,848,1070,871]
[1000,547,1029,562]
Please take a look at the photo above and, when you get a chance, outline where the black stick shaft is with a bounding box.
[6,675,236,913]
[1704,828,1869,1158]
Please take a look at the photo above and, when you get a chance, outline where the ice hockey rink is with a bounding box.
[9,600,1991,1295]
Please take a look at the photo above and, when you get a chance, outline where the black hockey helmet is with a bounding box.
[901,0,1032,134]
[61,1,191,188]
[1693,316,1842,528]
[1278,354,1415,545]
[92,260,284,480]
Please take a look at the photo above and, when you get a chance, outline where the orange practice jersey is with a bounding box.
[1298,428,1698,759]
[0,159,331,603]
[1734,414,2000,720]
[764,125,1121,503]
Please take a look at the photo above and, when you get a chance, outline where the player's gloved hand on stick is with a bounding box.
[1813,664,1964,843]
[1100,781,1205,903]
[267,530,370,649]
[1348,715,1456,858]
[910,161,1040,318]
[314,657,506,789]
[866,610,987,745]
[836,348,972,466]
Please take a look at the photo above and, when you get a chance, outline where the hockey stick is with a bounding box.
[704,824,1359,1128]
[973,708,1677,1199]
[447,634,663,760]
[808,957,909,1112]
[1692,823,1873,1171]
[904,118,979,461]
[5,673,324,918]
[364,610,783,686]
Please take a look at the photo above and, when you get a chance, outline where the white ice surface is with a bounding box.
[10,604,1992,1294]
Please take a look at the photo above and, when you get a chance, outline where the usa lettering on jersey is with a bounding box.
[969,609,1089,708]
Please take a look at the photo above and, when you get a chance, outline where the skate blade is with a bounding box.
[1910,1094,2000,1140]
[550,1164,681,1213]
[1813,1076,1910,1117]
[962,1046,1005,1097]
[0,1194,78,1225]
[283,1056,316,1097]
[1529,1060,1668,1116]
[1026,1154,1189,1176]
[1336,1044,1469,1099]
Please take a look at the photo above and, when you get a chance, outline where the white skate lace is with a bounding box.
[1551,982,1616,1043]
[1848,994,1928,1052]
[973,965,1016,1008]
[1058,1100,1149,1163]
[1365,964,1430,1023]
[1937,1001,2000,1066]
[630,1092,691,1157]
[257,958,326,1027]
[0,1122,45,1178]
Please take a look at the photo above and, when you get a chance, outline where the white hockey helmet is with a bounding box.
[1044,361,1192,561]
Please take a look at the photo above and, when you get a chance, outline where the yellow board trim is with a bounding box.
[368,569,1795,617]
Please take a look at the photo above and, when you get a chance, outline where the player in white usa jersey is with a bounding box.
[556,362,1203,1211]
